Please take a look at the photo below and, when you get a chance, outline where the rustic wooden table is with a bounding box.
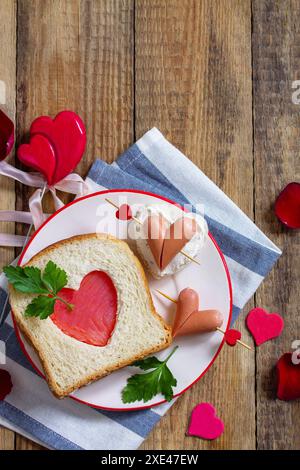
[0,0,299,451]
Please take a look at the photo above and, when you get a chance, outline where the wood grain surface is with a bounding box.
[0,0,299,450]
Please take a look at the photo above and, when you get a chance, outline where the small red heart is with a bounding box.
[246,307,284,346]
[224,328,241,346]
[17,134,56,185]
[0,369,13,400]
[275,182,300,229]
[30,110,86,184]
[0,109,14,160]
[188,403,224,440]
[51,271,117,346]
[116,204,132,220]
[277,353,300,401]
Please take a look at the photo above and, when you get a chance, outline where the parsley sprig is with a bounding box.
[122,346,178,403]
[4,261,73,319]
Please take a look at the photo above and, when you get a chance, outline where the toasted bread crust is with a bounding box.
[9,233,172,398]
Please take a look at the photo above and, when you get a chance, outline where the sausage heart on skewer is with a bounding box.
[172,288,223,337]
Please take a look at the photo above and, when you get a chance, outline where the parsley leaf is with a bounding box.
[25,295,56,319]
[3,265,48,294]
[122,346,178,403]
[42,260,68,294]
[3,261,72,320]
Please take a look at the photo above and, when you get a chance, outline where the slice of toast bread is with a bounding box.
[8,234,172,398]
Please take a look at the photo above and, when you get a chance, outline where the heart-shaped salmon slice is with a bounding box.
[145,214,198,270]
[51,271,117,346]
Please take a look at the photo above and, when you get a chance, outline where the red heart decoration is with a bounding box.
[0,369,13,400]
[246,307,284,346]
[224,328,241,346]
[30,110,86,184]
[0,109,14,160]
[277,353,300,401]
[51,271,117,347]
[188,402,224,440]
[17,134,56,184]
[116,204,132,220]
[275,182,300,229]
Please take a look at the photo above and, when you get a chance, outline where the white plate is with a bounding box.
[13,189,232,410]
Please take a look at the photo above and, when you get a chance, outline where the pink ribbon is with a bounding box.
[0,161,91,247]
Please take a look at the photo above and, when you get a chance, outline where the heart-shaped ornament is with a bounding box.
[0,369,13,400]
[277,353,300,401]
[173,288,223,337]
[17,134,56,184]
[116,204,132,220]
[246,307,284,346]
[30,110,86,184]
[51,271,117,346]
[0,109,14,160]
[224,329,241,346]
[146,214,198,270]
[188,402,224,440]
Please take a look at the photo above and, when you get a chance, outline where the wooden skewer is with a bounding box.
[155,289,253,351]
[105,198,201,266]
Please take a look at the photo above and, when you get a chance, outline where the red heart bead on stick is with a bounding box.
[0,109,14,160]
[277,353,300,401]
[224,329,241,347]
[275,182,300,229]
[17,134,56,185]
[51,271,117,346]
[0,369,13,400]
[246,307,284,346]
[188,403,224,440]
[30,110,86,184]
[116,204,132,220]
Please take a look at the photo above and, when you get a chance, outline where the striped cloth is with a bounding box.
[0,128,281,449]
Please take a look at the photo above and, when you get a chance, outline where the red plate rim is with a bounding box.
[12,188,233,411]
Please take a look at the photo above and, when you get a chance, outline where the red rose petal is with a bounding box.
[277,353,300,401]
[275,182,300,229]
[0,109,14,160]
[0,369,13,400]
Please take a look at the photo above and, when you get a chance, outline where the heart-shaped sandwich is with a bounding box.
[8,234,172,398]
[131,205,208,278]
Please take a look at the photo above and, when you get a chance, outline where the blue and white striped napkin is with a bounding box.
[0,128,281,449]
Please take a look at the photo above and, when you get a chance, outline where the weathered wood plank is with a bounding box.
[136,0,255,450]
[0,0,16,452]
[252,0,300,450]
[15,0,134,449]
